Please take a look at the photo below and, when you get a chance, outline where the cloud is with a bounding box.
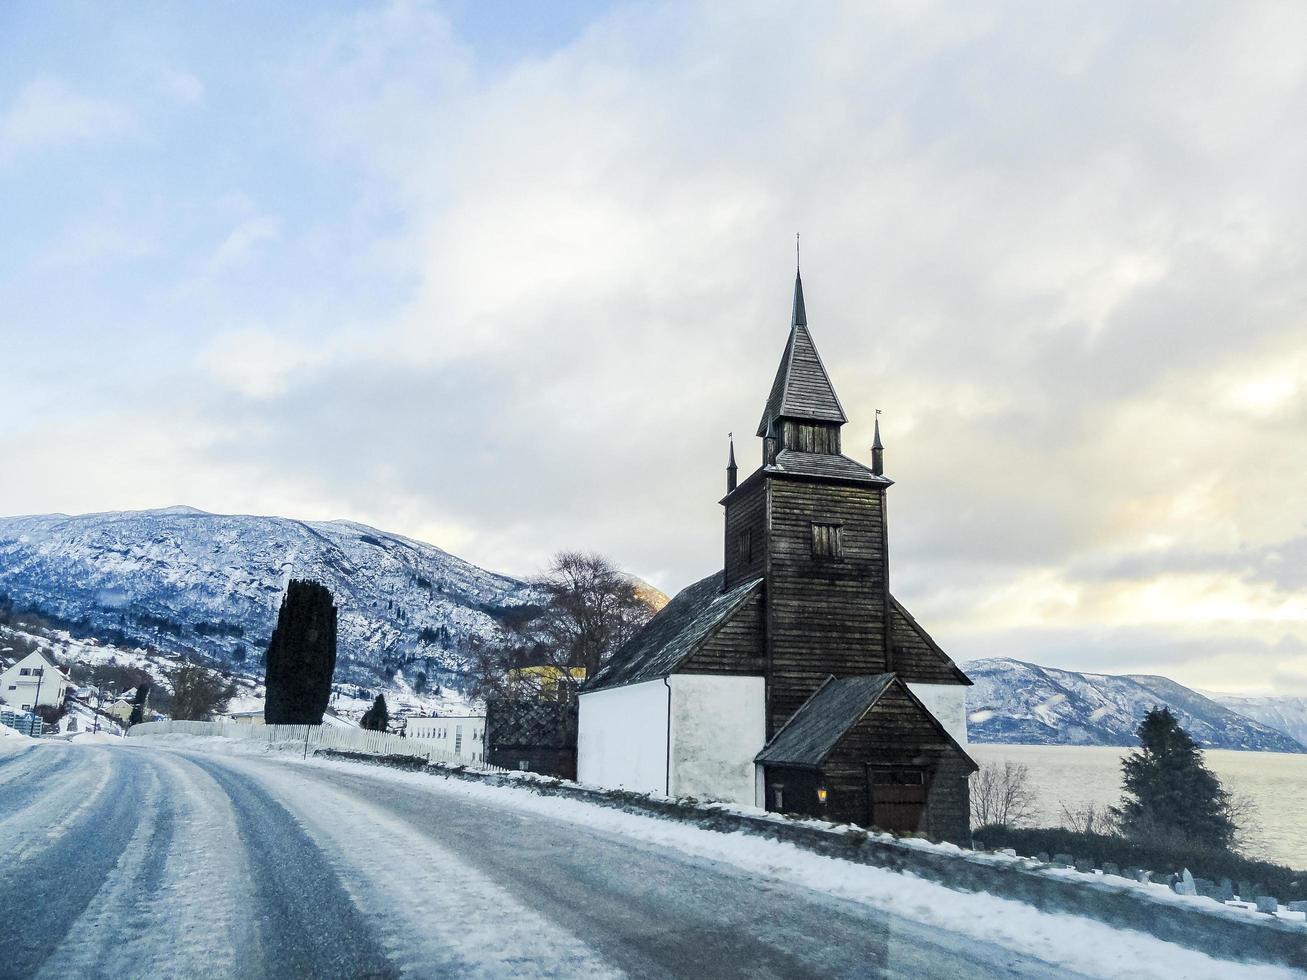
[7,1,1307,692]
[0,75,134,161]
[157,69,205,104]
[210,215,282,271]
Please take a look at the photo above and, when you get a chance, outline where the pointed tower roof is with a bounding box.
[756,271,848,436]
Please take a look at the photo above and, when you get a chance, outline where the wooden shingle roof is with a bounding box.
[765,450,891,486]
[756,272,848,435]
[755,674,897,767]
[584,572,763,692]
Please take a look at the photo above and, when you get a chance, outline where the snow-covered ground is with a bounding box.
[1,618,479,731]
[73,733,1297,979]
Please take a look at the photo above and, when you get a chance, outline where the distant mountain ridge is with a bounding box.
[0,507,537,687]
[1209,693,1307,749]
[964,658,1305,753]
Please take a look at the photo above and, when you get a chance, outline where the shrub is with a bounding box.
[973,824,1305,900]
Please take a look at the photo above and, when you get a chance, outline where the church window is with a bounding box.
[737,529,752,563]
[811,522,843,558]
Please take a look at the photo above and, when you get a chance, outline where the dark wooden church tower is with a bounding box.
[723,271,900,736]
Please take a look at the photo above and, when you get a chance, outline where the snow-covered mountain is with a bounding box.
[964,658,1305,753]
[0,507,537,687]
[1210,694,1307,749]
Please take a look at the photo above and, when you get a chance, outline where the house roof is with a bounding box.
[756,272,848,436]
[584,571,762,692]
[756,673,979,772]
[765,450,892,486]
[890,596,972,685]
[755,674,896,767]
[2,649,67,679]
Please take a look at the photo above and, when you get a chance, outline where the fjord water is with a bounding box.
[970,744,1307,869]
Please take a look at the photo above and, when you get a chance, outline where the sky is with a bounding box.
[2,1,1306,695]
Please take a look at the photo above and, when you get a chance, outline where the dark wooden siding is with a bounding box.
[679,589,765,674]
[891,601,967,684]
[821,685,971,841]
[780,420,841,455]
[723,477,767,589]
[764,477,888,736]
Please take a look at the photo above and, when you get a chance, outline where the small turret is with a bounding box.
[726,434,738,493]
[764,417,779,465]
[871,413,884,476]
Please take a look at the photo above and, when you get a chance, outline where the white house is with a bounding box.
[405,714,485,762]
[0,650,70,712]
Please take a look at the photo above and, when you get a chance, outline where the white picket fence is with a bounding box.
[127,719,511,774]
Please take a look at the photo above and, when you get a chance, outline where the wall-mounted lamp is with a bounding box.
[816,787,829,804]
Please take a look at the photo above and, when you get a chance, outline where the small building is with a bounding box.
[107,697,136,723]
[484,698,577,778]
[578,267,977,841]
[755,675,973,838]
[405,713,485,761]
[0,651,69,712]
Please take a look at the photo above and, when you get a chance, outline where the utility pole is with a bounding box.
[31,666,44,736]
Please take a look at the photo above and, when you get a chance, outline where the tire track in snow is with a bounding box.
[32,759,176,980]
[31,748,261,980]
[290,762,1083,980]
[0,742,77,796]
[217,754,624,979]
[183,754,399,980]
[0,740,39,773]
[0,748,147,980]
[0,746,118,867]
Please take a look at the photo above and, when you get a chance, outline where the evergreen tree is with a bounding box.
[360,693,389,732]
[1115,707,1236,850]
[128,683,151,726]
[264,580,338,725]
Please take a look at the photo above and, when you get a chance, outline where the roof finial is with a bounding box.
[791,243,807,328]
[726,432,738,493]
[872,410,885,476]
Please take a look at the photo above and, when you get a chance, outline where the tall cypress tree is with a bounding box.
[128,683,151,726]
[264,580,338,725]
[1116,707,1236,850]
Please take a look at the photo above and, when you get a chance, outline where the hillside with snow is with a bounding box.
[1210,693,1307,749]
[964,658,1305,753]
[0,507,537,688]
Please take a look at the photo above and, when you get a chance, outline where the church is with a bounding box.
[577,268,976,842]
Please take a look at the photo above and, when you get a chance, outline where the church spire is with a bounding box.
[792,270,806,327]
[756,263,847,438]
[726,434,738,492]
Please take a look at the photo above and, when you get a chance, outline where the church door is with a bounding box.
[868,768,928,833]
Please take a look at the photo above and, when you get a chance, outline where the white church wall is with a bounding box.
[907,682,969,747]
[669,674,766,805]
[577,679,669,795]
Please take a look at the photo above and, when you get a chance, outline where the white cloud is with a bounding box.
[210,215,282,270]
[0,75,134,161]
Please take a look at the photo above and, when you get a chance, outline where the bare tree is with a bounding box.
[1228,792,1266,857]
[472,552,659,701]
[970,761,1038,829]
[1059,801,1120,836]
[169,662,236,721]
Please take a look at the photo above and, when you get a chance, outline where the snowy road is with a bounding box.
[0,740,1292,979]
